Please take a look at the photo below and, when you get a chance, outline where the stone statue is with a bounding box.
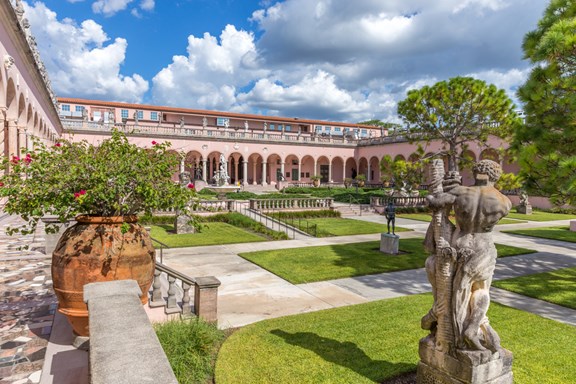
[418,159,513,383]
[384,201,396,235]
[263,122,267,132]
[244,120,249,132]
[202,117,207,130]
[517,190,532,214]
[179,117,185,129]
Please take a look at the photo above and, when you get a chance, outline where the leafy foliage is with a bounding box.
[0,130,195,235]
[513,0,576,205]
[397,76,521,172]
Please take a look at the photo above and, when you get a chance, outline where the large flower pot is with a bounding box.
[51,215,155,337]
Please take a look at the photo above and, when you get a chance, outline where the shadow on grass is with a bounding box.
[271,329,413,382]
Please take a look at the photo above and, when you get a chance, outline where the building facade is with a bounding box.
[0,0,62,160]
[57,98,515,187]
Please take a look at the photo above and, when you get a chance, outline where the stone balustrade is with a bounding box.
[84,280,178,384]
[371,195,428,208]
[60,119,364,146]
[249,197,334,211]
[150,262,221,323]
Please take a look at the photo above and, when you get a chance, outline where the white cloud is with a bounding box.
[23,1,148,102]
[152,25,267,110]
[92,0,133,16]
[140,0,154,11]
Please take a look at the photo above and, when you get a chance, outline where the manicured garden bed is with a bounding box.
[505,209,576,222]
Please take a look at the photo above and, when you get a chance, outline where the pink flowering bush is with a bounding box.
[0,129,196,235]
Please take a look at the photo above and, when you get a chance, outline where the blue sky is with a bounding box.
[21,0,547,123]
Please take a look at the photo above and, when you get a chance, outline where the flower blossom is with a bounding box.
[23,154,32,164]
[10,156,19,164]
[151,141,157,145]
[187,182,195,189]
[74,190,87,199]
[54,142,62,147]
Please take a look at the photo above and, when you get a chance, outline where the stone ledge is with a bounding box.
[84,280,177,384]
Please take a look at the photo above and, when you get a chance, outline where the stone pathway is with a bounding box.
[0,217,55,384]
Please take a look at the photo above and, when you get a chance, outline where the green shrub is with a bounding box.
[155,318,225,384]
[270,210,341,219]
[225,191,257,200]
[198,188,217,196]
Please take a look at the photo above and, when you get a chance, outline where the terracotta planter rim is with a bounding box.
[75,214,138,224]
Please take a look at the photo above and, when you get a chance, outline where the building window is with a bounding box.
[315,125,322,132]
[278,124,283,131]
[137,110,144,120]
[61,104,70,112]
[334,127,342,135]
[270,124,275,131]
[75,106,84,112]
[285,125,291,132]
[361,129,368,137]
[121,109,129,119]
[216,117,229,127]
[151,112,158,121]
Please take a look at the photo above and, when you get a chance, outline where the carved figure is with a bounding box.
[422,160,511,354]
[384,201,396,234]
[202,117,207,129]
[179,117,185,129]
[244,120,249,132]
[519,190,529,206]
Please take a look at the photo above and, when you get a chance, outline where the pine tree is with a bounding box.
[514,0,576,205]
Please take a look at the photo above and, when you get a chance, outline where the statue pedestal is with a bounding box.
[417,337,513,384]
[175,215,195,234]
[380,233,399,255]
[516,204,532,214]
[570,220,576,232]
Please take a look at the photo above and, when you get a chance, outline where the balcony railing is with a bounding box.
[249,197,334,211]
[60,119,380,146]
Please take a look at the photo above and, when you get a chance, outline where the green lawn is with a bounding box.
[149,223,268,247]
[493,267,576,310]
[503,226,576,243]
[239,239,535,284]
[397,213,525,225]
[289,217,410,237]
[506,209,576,222]
[215,294,576,384]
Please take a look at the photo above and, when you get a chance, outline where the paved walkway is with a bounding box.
[0,212,575,383]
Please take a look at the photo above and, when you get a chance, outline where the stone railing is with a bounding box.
[61,119,365,146]
[150,262,221,322]
[154,199,236,216]
[371,195,428,208]
[249,197,334,211]
[84,280,178,384]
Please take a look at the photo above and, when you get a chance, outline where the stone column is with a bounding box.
[313,159,318,177]
[367,162,372,182]
[7,120,18,157]
[262,162,268,185]
[202,160,207,182]
[342,160,347,180]
[280,162,285,181]
[234,158,239,184]
[243,160,248,185]
[0,111,6,157]
[328,160,333,182]
[252,161,257,185]
[298,161,301,181]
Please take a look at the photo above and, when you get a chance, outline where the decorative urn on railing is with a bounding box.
[0,130,197,337]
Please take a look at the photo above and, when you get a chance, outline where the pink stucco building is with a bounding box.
[56,97,517,188]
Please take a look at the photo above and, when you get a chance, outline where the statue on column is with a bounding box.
[418,159,513,384]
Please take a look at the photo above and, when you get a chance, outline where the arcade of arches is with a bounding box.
[181,147,517,186]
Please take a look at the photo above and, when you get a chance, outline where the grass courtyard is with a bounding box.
[239,238,536,284]
[503,226,576,243]
[214,294,576,384]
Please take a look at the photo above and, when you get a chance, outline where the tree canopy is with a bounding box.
[397,76,521,172]
[513,0,576,205]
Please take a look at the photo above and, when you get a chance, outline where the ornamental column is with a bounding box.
[7,119,18,157]
[328,160,333,183]
[252,161,257,185]
[243,160,248,185]
[234,158,239,184]
[202,160,207,182]
[280,162,285,181]
[367,162,372,182]
[298,161,301,181]
[262,162,268,185]
[313,158,318,177]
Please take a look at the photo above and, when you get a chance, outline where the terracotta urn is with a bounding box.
[51,215,155,337]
